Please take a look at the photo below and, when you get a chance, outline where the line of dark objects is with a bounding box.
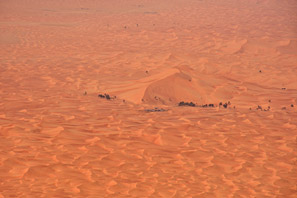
[144,107,168,112]
[178,101,231,108]
[98,93,116,100]
[254,104,294,111]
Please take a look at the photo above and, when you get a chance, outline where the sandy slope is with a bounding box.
[1,0,297,197]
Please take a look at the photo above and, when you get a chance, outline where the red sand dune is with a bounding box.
[1,0,297,197]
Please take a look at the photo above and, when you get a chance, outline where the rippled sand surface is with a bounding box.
[1,0,297,197]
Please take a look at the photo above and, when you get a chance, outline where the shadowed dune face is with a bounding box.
[1,0,297,197]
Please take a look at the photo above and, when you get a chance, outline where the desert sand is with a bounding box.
[0,0,297,197]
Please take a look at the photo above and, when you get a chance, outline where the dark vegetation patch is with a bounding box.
[178,101,196,107]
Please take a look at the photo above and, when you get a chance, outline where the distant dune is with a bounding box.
[109,65,237,105]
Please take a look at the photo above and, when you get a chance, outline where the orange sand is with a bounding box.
[1,0,297,197]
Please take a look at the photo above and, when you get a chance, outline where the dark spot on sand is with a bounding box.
[98,94,105,98]
[105,94,111,100]
[256,105,262,110]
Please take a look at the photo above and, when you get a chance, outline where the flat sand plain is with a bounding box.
[1,0,297,197]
